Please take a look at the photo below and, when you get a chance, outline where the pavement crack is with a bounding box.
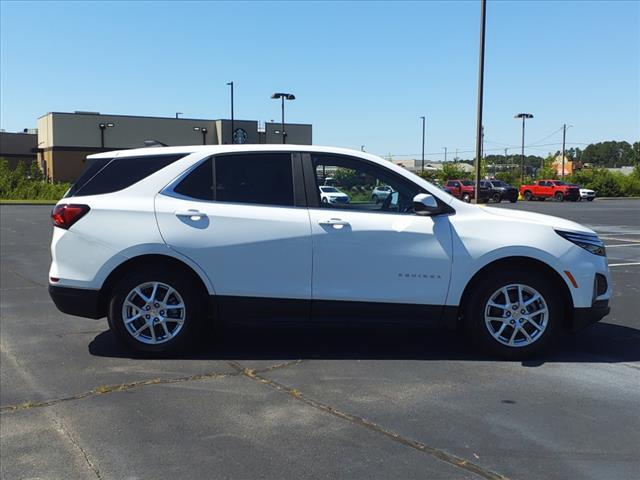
[0,359,303,414]
[228,361,509,480]
[0,370,235,413]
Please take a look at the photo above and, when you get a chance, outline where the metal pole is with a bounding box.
[561,123,566,178]
[421,116,425,172]
[520,116,526,182]
[100,128,105,149]
[473,0,486,203]
[229,82,234,143]
[281,96,286,144]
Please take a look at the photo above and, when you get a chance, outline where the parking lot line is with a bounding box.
[605,244,640,248]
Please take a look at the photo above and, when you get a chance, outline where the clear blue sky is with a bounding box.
[1,0,638,160]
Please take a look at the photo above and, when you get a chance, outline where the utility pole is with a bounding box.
[227,82,234,143]
[473,0,487,203]
[561,123,566,178]
[443,147,447,162]
[514,113,533,182]
[420,116,426,172]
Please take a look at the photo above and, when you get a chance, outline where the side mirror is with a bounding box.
[413,193,439,216]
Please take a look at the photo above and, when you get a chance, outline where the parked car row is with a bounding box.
[519,180,596,202]
[444,179,518,203]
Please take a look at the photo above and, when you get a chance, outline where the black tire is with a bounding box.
[462,193,471,203]
[587,197,595,202]
[491,193,501,203]
[107,266,204,353]
[554,191,564,202]
[372,194,379,204]
[523,191,533,201]
[509,198,517,203]
[322,197,328,204]
[463,268,562,360]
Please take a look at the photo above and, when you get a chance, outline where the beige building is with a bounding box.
[37,112,312,182]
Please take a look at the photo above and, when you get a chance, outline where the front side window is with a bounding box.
[312,154,422,214]
[215,153,294,206]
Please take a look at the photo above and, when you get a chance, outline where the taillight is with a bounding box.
[51,204,90,229]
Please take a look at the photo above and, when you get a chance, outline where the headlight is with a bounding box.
[556,230,606,256]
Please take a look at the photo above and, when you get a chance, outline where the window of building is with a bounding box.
[215,153,294,206]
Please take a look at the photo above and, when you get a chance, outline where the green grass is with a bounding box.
[0,199,58,205]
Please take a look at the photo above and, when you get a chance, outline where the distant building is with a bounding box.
[606,166,635,176]
[552,155,582,176]
[391,159,473,174]
[0,131,38,169]
[37,112,313,182]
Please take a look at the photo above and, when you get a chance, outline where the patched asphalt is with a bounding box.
[1,201,639,480]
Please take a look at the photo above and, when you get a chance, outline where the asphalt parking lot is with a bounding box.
[1,200,639,480]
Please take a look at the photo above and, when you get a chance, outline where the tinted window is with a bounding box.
[174,158,213,200]
[69,154,185,197]
[64,158,113,198]
[462,180,473,186]
[215,153,294,206]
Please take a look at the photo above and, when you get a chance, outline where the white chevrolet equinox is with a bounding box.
[49,145,611,359]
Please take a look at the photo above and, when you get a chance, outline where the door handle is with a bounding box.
[175,210,207,220]
[319,218,350,228]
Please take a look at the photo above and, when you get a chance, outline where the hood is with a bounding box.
[481,206,595,234]
[328,192,348,197]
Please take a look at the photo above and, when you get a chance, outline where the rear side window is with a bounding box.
[173,158,214,200]
[67,154,185,197]
[215,153,294,206]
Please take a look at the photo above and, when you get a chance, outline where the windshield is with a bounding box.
[461,180,474,186]
[491,180,506,187]
[320,186,339,193]
[554,181,567,186]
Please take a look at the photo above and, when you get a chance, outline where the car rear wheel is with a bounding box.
[491,192,501,203]
[107,267,203,353]
[464,269,562,359]
[462,193,471,203]
[587,197,595,201]
[554,192,564,202]
[523,191,533,201]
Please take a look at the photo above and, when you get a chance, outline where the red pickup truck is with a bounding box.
[519,180,580,202]
[444,179,492,203]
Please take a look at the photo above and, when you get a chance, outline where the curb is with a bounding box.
[0,201,57,206]
[594,197,640,201]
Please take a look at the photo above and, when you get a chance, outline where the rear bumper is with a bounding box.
[572,300,610,333]
[49,285,103,319]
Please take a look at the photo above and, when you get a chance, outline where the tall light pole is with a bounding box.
[227,82,234,143]
[98,122,115,149]
[473,0,487,203]
[514,113,533,182]
[271,92,295,144]
[443,147,447,162]
[420,116,426,172]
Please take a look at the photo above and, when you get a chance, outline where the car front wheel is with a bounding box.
[462,193,471,203]
[107,268,203,353]
[464,269,561,359]
[554,192,564,202]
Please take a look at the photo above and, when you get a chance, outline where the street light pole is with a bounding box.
[473,0,487,203]
[514,113,533,182]
[420,116,425,172]
[98,122,115,150]
[443,147,447,162]
[271,92,295,144]
[227,82,234,143]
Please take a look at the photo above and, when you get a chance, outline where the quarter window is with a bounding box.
[174,158,214,200]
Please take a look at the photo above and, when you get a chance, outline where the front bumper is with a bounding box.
[49,285,103,319]
[572,300,610,333]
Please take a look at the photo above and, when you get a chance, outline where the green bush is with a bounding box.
[0,159,70,200]
[567,167,640,198]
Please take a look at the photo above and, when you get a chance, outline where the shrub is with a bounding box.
[0,159,70,200]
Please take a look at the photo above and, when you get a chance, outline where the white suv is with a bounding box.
[49,145,611,358]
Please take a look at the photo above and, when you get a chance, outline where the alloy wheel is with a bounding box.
[122,281,186,345]
[484,283,548,347]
